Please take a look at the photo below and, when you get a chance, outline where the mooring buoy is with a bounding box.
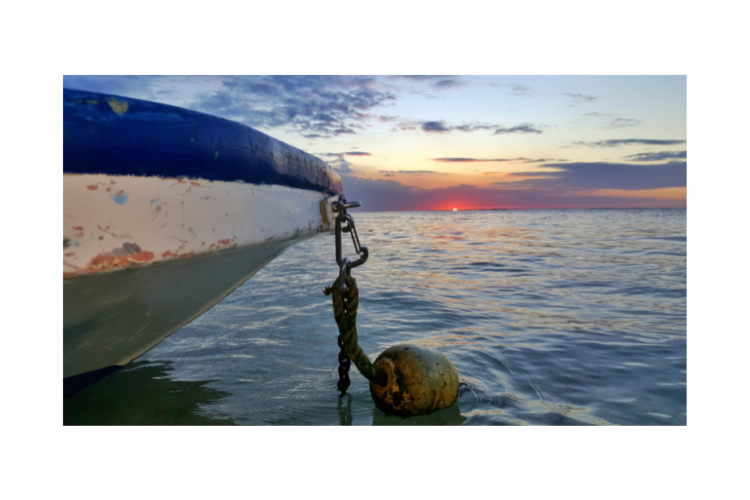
[370,344,459,417]
[325,275,459,417]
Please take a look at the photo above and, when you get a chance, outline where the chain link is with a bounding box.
[331,195,367,396]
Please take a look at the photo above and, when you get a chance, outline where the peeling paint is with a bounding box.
[111,190,128,205]
[107,98,129,115]
[82,243,154,275]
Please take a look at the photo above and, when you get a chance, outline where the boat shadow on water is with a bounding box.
[63,361,235,426]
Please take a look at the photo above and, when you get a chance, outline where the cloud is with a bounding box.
[317,152,361,174]
[580,112,643,129]
[396,75,449,81]
[453,122,496,132]
[433,79,466,89]
[318,151,373,173]
[395,76,466,91]
[400,121,544,135]
[602,117,643,128]
[332,128,356,135]
[431,158,513,163]
[185,76,397,138]
[573,139,687,148]
[328,157,354,174]
[507,161,686,190]
[379,170,447,175]
[421,120,451,133]
[624,151,687,162]
[430,157,567,163]
[565,92,598,105]
[493,123,543,135]
[396,120,504,134]
[492,83,533,96]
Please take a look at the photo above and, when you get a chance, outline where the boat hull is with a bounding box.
[64,237,301,380]
[63,89,343,389]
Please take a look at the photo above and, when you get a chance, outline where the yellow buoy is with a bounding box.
[370,344,459,417]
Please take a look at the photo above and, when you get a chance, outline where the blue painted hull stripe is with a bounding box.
[63,89,343,196]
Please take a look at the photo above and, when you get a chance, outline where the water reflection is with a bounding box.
[337,394,353,426]
[372,402,466,426]
[63,361,234,425]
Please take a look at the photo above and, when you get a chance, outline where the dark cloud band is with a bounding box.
[573,139,687,148]
[624,151,687,162]
[493,123,543,135]
[431,157,566,163]
[509,161,686,190]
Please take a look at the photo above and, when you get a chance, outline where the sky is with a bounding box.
[63,75,686,211]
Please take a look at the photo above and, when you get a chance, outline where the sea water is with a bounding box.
[64,209,687,425]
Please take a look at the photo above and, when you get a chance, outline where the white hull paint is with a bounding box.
[64,174,334,278]
[63,174,336,378]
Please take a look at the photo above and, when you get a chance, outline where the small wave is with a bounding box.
[466,262,528,273]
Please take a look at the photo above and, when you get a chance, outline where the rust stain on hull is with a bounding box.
[64,242,155,278]
[87,250,155,271]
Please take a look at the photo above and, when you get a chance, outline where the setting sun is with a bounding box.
[452,208,458,211]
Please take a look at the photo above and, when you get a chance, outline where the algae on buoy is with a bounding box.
[370,344,459,417]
